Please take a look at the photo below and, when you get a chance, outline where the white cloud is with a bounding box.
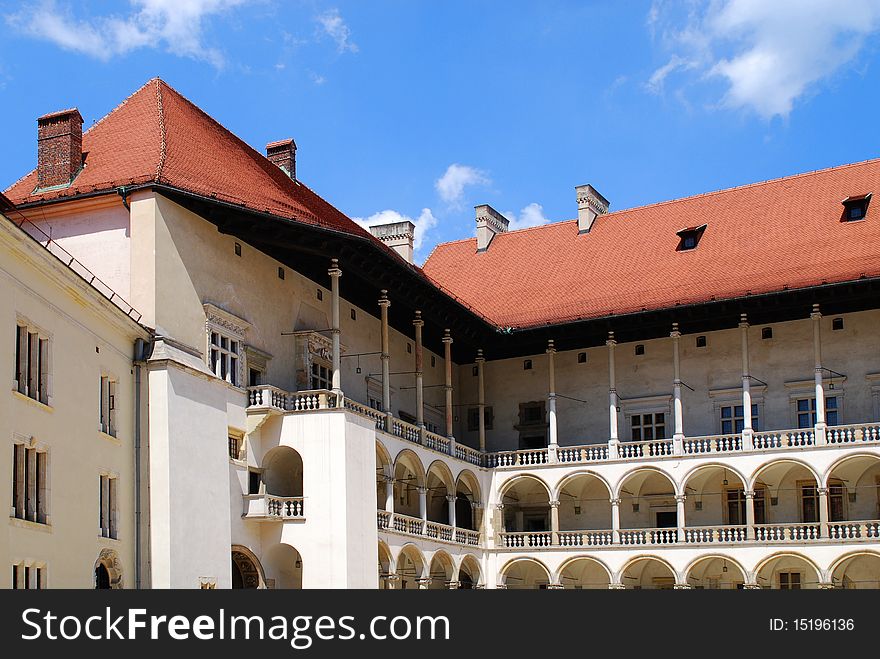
[7,0,246,68]
[647,0,880,118]
[315,8,358,53]
[434,163,490,206]
[502,203,551,231]
[353,208,439,256]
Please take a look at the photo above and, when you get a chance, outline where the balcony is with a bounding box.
[377,510,481,547]
[243,493,305,521]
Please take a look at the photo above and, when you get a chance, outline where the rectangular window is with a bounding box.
[209,330,241,387]
[99,474,118,539]
[14,322,49,404]
[12,565,18,590]
[779,572,801,590]
[631,413,666,441]
[99,376,118,436]
[35,567,43,590]
[228,435,242,460]
[12,444,47,524]
[725,487,765,525]
[797,396,838,428]
[800,483,818,523]
[467,406,494,431]
[720,404,760,434]
[310,362,332,390]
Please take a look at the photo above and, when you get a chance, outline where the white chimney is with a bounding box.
[369,220,416,264]
[475,204,509,252]
[576,184,609,233]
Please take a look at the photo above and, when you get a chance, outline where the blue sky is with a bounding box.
[2,1,880,262]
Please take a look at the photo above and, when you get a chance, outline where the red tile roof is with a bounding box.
[422,159,880,329]
[5,78,376,241]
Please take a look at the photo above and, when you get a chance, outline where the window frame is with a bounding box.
[13,317,53,406]
[204,304,250,390]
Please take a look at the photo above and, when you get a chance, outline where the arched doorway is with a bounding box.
[94,549,122,589]
[455,470,482,530]
[261,447,304,497]
[500,476,552,534]
[458,555,481,589]
[231,546,265,589]
[95,563,111,589]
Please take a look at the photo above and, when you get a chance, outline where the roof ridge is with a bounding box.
[154,78,167,183]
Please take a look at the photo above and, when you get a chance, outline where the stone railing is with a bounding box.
[827,423,880,445]
[499,532,553,548]
[619,528,679,546]
[379,511,480,547]
[557,530,614,547]
[486,448,549,468]
[683,434,742,455]
[344,398,386,428]
[557,444,609,463]
[683,525,748,544]
[753,523,821,542]
[247,386,338,412]
[423,430,451,455]
[752,428,814,449]
[455,443,484,467]
[242,493,305,520]
[618,439,675,459]
[827,520,880,539]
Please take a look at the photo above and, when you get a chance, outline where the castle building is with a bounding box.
[4,78,880,589]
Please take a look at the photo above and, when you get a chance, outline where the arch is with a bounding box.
[556,556,612,590]
[614,466,677,499]
[684,555,747,589]
[617,468,677,531]
[680,462,749,496]
[754,552,821,590]
[499,474,552,500]
[555,470,613,501]
[618,555,678,589]
[263,543,303,589]
[681,463,749,527]
[823,454,880,521]
[378,541,394,590]
[500,557,551,589]
[393,450,426,519]
[828,550,880,589]
[499,475,552,533]
[556,471,613,531]
[261,446,304,497]
[393,449,426,487]
[455,469,482,531]
[94,549,123,589]
[748,458,821,492]
[457,554,482,589]
[427,550,455,590]
[396,543,427,589]
[426,460,456,492]
[376,442,394,510]
[823,452,880,485]
[231,544,266,589]
[426,461,455,524]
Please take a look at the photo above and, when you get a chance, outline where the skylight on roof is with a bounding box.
[841,193,871,222]
[676,224,707,251]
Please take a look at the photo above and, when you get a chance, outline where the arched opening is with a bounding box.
[825,454,880,524]
[231,546,264,589]
[501,558,550,589]
[458,555,481,589]
[261,446,304,497]
[263,543,303,589]
[685,556,746,589]
[94,549,122,589]
[428,552,454,590]
[830,552,880,589]
[620,557,677,590]
[378,541,393,590]
[558,473,612,532]
[500,476,551,533]
[558,558,611,590]
[618,469,677,530]
[426,461,454,524]
[376,442,393,511]
[455,470,481,530]
[751,461,820,530]
[396,545,426,590]
[683,465,748,529]
[95,563,111,589]
[755,554,820,590]
[393,451,425,520]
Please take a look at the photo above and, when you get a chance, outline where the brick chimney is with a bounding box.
[370,220,416,264]
[266,139,297,180]
[576,184,609,233]
[475,204,508,252]
[37,108,83,189]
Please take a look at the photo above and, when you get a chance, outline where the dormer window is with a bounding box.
[841,194,870,222]
[676,224,707,251]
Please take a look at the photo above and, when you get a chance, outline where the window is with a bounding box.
[467,406,494,431]
[310,361,332,390]
[248,368,262,387]
[577,352,587,364]
[210,331,241,386]
[696,335,707,348]
[11,564,44,590]
[472,366,478,376]
[517,401,546,449]
[228,434,242,460]
[234,242,242,256]
[99,474,118,539]
[277,267,285,280]
[431,356,436,368]
[99,376,117,437]
[316,289,323,301]
[778,572,801,590]
[631,413,665,441]
[676,224,707,251]
[406,343,412,354]
[800,481,846,523]
[829,481,846,522]
[841,194,870,222]
[720,403,760,434]
[832,317,844,331]
[762,327,773,340]
[635,344,645,356]
[12,444,48,524]
[350,308,356,321]
[14,322,50,405]
[796,396,838,428]
[725,487,765,525]
[523,359,532,370]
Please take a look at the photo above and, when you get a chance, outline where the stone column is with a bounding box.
[413,311,425,442]
[818,487,829,538]
[446,494,457,529]
[744,490,756,541]
[475,349,487,452]
[547,339,559,462]
[610,497,621,544]
[416,577,432,590]
[607,332,620,459]
[385,574,401,590]
[418,486,427,534]
[671,323,684,455]
[812,304,827,444]
[379,290,392,431]
[740,314,754,450]
[384,473,394,514]
[328,259,342,400]
[442,329,455,452]
[446,581,460,590]
[675,493,686,544]
[549,499,560,545]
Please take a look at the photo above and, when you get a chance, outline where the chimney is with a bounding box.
[370,220,416,264]
[266,138,297,180]
[576,184,609,233]
[475,204,509,252]
[37,108,83,189]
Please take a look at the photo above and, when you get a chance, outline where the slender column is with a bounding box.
[442,329,455,450]
[607,333,619,459]
[744,490,756,541]
[610,497,621,544]
[384,473,394,516]
[671,323,684,455]
[547,339,559,462]
[475,349,487,452]
[328,259,342,400]
[740,314,754,450]
[812,304,827,444]
[818,487,829,538]
[413,311,425,442]
[675,494,686,544]
[549,499,560,545]
[446,494,457,529]
[378,290,392,430]
[418,486,428,534]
